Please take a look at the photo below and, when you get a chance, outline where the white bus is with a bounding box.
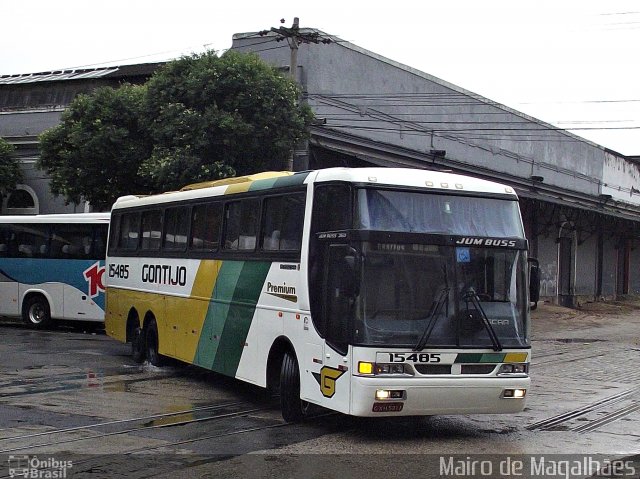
[104,168,538,421]
[0,213,109,328]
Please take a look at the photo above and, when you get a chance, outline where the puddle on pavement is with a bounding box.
[553,338,607,343]
[143,404,198,427]
[0,368,161,397]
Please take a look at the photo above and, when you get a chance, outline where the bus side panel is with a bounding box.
[170,260,220,363]
[0,270,19,316]
[193,261,271,378]
[236,262,303,386]
[62,284,104,321]
[105,287,127,342]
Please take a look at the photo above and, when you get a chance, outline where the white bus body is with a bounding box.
[105,168,532,421]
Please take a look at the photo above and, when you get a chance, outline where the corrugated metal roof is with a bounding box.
[0,67,120,85]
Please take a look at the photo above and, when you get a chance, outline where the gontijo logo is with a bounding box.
[83,262,105,298]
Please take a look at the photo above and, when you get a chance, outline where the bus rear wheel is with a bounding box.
[23,296,52,329]
[280,351,306,423]
[144,321,164,367]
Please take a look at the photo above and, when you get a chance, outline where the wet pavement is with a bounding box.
[0,299,639,478]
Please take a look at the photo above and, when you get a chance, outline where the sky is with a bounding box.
[2,0,639,155]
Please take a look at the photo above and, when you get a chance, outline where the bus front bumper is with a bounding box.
[351,375,530,417]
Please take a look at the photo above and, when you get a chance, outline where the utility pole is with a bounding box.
[259,18,331,171]
[260,17,331,82]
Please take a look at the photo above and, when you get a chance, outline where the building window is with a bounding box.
[7,190,35,209]
[2,186,39,215]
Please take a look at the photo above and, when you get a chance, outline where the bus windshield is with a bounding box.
[353,242,529,348]
[348,187,528,349]
[356,188,524,237]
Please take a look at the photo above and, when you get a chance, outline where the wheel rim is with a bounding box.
[29,304,45,324]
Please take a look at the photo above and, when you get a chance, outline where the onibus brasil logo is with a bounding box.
[83,262,106,298]
[8,455,73,478]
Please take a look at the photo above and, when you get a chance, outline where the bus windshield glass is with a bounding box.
[356,188,524,237]
[354,243,529,348]
[351,187,528,348]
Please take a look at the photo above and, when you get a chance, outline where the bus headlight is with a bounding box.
[376,363,406,375]
[503,388,526,399]
[375,389,405,400]
[357,362,413,376]
[498,363,529,375]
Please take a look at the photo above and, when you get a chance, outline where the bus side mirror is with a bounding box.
[528,257,540,310]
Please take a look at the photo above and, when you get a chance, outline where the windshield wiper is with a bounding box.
[462,288,502,352]
[413,287,450,351]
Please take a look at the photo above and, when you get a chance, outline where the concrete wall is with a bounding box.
[630,240,640,294]
[602,151,640,204]
[575,235,597,296]
[234,34,606,197]
[537,235,558,298]
[601,237,618,297]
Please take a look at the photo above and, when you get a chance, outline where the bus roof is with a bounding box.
[111,167,517,211]
[0,213,110,224]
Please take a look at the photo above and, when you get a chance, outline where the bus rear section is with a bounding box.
[0,214,109,328]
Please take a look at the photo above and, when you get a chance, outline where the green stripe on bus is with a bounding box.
[193,261,242,368]
[249,171,310,192]
[193,261,271,376]
[455,353,506,363]
[273,171,310,188]
[248,177,280,191]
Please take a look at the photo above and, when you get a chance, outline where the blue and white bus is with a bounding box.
[0,213,109,328]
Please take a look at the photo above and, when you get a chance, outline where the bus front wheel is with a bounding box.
[23,296,52,329]
[144,321,164,367]
[280,351,306,423]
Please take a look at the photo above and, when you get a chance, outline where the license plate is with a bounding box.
[372,402,404,413]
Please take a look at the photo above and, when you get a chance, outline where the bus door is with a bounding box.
[314,243,354,414]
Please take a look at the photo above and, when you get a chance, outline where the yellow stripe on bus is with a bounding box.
[173,260,221,362]
[503,352,528,363]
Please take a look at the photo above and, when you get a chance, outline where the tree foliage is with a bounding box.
[0,138,22,197]
[38,85,151,211]
[140,50,313,191]
[38,50,314,208]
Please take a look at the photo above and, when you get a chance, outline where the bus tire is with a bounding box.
[23,295,52,329]
[131,326,145,363]
[280,351,305,423]
[144,321,164,367]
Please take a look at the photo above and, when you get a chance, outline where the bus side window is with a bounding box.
[118,213,140,251]
[93,225,108,259]
[0,225,10,257]
[223,199,259,251]
[51,224,91,259]
[15,224,48,258]
[190,203,221,251]
[164,206,190,251]
[261,193,305,251]
[141,210,162,251]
